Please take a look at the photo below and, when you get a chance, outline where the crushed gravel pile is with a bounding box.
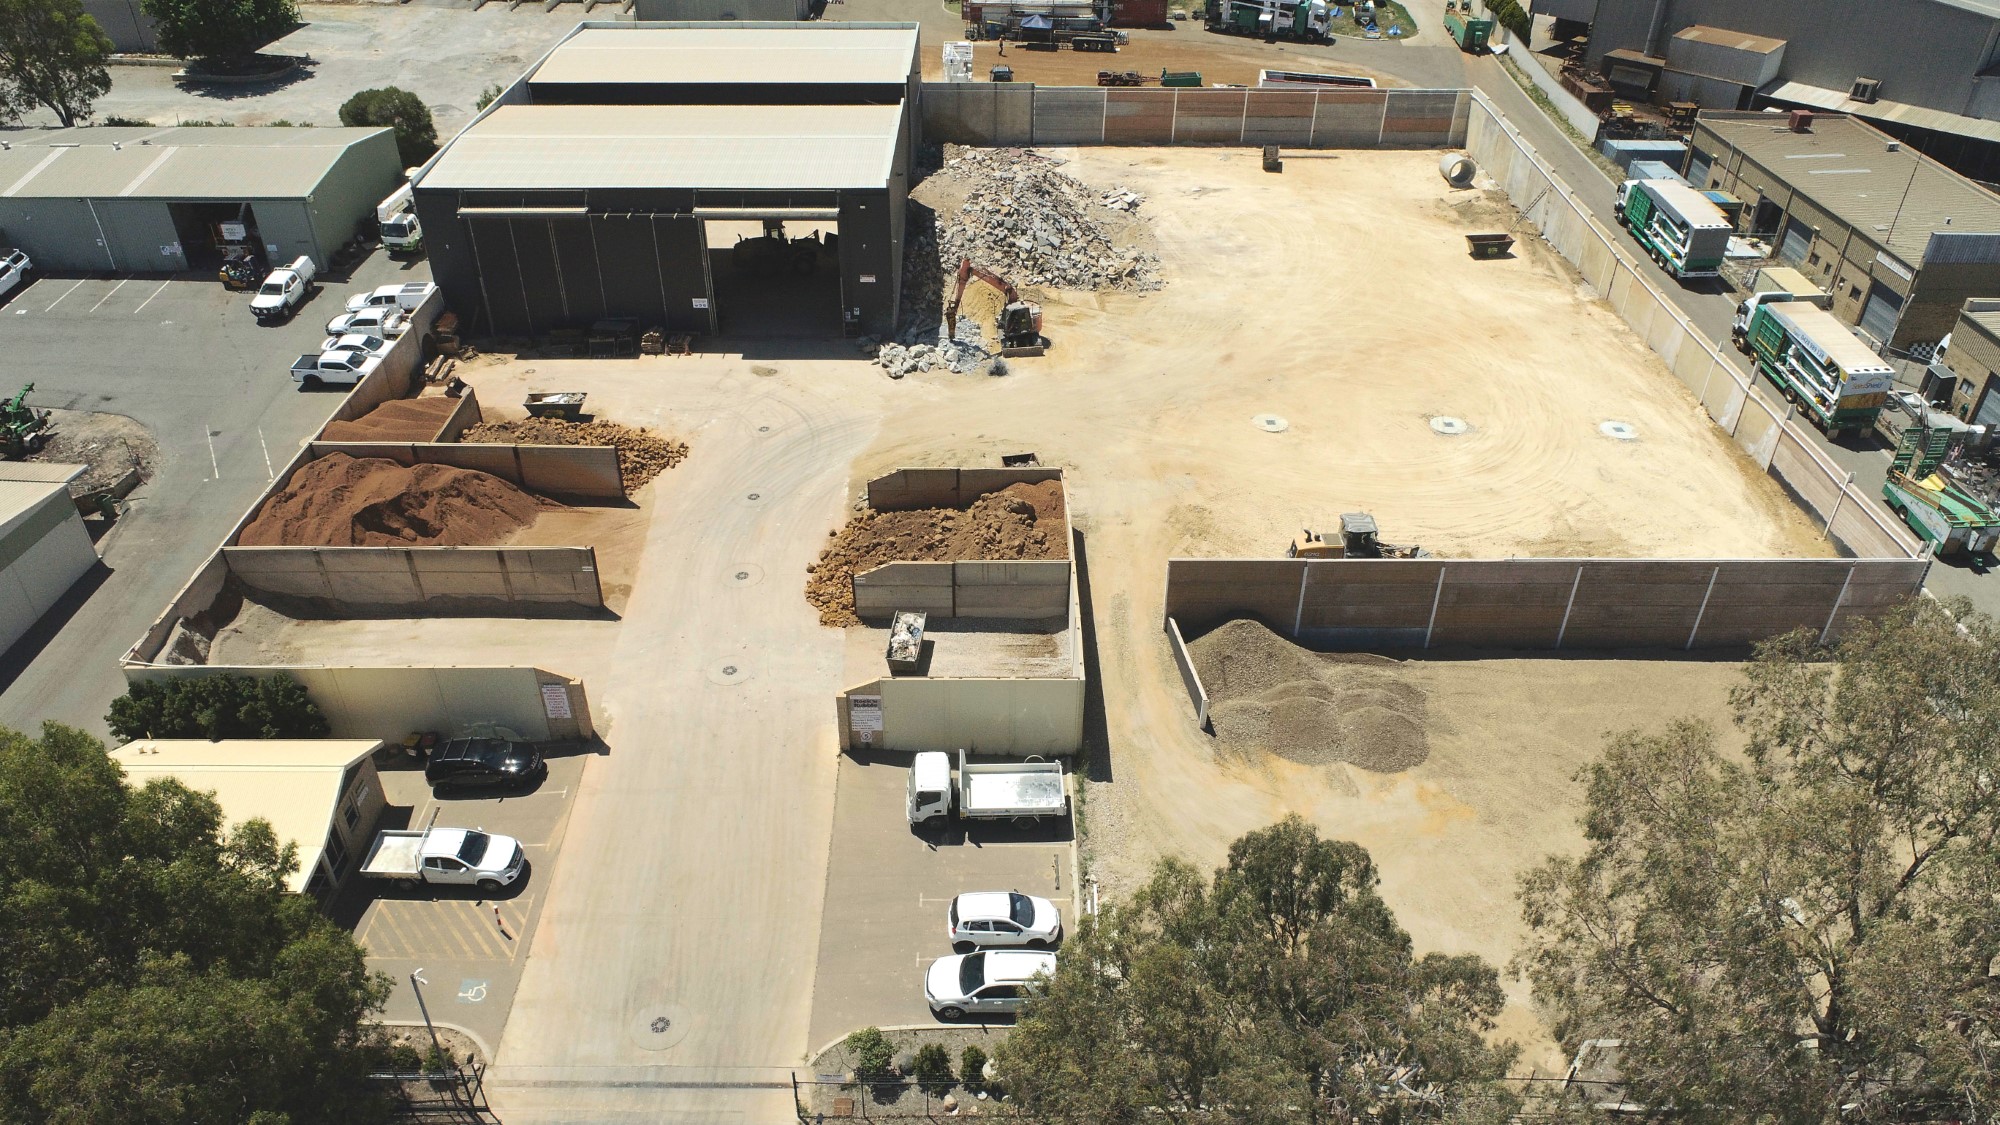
[320,397,462,443]
[807,481,1068,627]
[461,417,689,493]
[1190,619,1430,772]
[238,452,556,547]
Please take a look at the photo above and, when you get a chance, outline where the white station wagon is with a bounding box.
[925,949,1056,1021]
[948,891,1062,952]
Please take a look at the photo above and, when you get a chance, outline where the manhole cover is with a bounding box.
[726,564,765,587]
[1599,420,1639,440]
[757,425,771,433]
[1252,413,1289,433]
[706,661,752,687]
[739,490,769,507]
[1430,416,1470,436]
[650,1016,672,1034]
[628,1001,692,1051]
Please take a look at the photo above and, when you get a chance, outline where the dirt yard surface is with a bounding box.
[238,452,556,547]
[926,26,1413,87]
[807,481,1069,626]
[29,409,155,497]
[462,417,690,494]
[319,397,463,443]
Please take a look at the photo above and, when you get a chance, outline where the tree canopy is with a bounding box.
[107,672,329,742]
[0,0,112,127]
[140,0,296,63]
[999,816,1518,1123]
[338,87,437,167]
[1516,597,2000,1123]
[0,722,394,1124]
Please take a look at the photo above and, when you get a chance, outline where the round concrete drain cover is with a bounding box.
[739,490,769,507]
[1252,413,1289,433]
[1430,416,1470,436]
[1599,420,1639,440]
[727,563,766,587]
[628,1004,692,1051]
[706,661,752,687]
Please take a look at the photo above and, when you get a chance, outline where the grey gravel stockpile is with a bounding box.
[1189,619,1430,773]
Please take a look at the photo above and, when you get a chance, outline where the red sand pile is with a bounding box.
[319,398,463,443]
[238,452,556,547]
[806,481,1068,626]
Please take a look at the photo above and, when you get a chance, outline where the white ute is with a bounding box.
[0,248,31,299]
[361,826,525,891]
[250,255,317,323]
[346,281,435,313]
[907,749,1067,825]
[291,347,380,388]
[325,305,410,338]
[320,332,395,356]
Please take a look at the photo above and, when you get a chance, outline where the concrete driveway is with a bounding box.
[0,250,431,738]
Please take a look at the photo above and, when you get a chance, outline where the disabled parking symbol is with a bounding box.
[457,979,489,1004]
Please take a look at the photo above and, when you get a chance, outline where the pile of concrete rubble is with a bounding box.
[860,316,995,378]
[935,147,1160,292]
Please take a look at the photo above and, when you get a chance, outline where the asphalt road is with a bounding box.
[0,251,432,740]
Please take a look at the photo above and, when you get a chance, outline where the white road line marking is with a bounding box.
[44,279,86,312]
[205,425,219,480]
[89,278,129,313]
[257,426,273,479]
[133,279,171,314]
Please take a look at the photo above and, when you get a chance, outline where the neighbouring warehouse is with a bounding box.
[0,126,401,273]
[1689,111,2000,351]
[414,22,918,338]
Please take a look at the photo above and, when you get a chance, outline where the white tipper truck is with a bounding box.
[361,824,525,890]
[1730,265,1832,342]
[907,749,1068,825]
[377,179,423,255]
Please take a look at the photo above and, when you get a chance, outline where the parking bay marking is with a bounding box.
[133,279,172,315]
[43,279,86,312]
[88,278,129,313]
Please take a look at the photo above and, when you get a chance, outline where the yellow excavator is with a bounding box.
[1287,513,1428,559]
[945,258,1049,357]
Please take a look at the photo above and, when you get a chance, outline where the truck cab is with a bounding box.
[907,750,952,823]
[1731,266,1831,341]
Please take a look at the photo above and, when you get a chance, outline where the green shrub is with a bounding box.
[338,86,437,166]
[106,673,329,742]
[960,1045,987,1089]
[475,83,503,112]
[1487,0,1529,41]
[100,115,153,127]
[913,1043,953,1090]
[844,1027,895,1084]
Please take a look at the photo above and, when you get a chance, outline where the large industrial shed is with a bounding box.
[414,23,918,339]
[0,126,402,274]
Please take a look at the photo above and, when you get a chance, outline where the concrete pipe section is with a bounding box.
[1439,154,1477,188]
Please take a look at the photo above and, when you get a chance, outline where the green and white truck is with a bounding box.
[1204,0,1330,41]
[1882,424,2000,557]
[1613,178,1731,281]
[1743,300,1896,438]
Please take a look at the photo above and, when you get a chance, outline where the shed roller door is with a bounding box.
[1685,150,1712,188]
[1777,216,1813,264]
[1859,281,1904,343]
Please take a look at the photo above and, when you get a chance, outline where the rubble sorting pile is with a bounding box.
[1189,619,1431,773]
[462,417,689,493]
[806,481,1069,627]
[238,452,555,548]
[863,316,992,379]
[320,397,462,443]
[934,147,1160,292]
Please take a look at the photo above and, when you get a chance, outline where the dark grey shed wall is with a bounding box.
[632,0,814,19]
[0,199,121,271]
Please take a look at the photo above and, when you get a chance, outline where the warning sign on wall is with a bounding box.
[849,695,882,744]
[540,683,572,720]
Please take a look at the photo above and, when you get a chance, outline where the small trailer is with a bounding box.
[907,749,1068,824]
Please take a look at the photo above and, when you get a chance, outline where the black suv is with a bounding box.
[425,737,546,793]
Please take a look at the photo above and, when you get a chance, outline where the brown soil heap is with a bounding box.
[807,481,1068,627]
[319,397,463,443]
[1189,619,1430,773]
[461,417,689,493]
[238,452,555,547]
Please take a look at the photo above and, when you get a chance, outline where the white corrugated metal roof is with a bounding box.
[531,25,918,86]
[112,739,384,894]
[0,126,392,200]
[423,104,901,190]
[1766,81,2000,148]
[1673,24,1785,54]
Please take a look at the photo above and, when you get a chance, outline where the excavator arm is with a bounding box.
[945,258,1023,326]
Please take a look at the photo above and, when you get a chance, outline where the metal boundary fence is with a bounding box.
[1461,90,1925,561]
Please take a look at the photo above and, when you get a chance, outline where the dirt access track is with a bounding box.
[440,147,1832,1119]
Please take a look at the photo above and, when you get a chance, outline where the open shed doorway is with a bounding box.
[168,201,261,273]
[702,217,842,337]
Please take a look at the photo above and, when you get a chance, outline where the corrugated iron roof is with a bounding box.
[111,738,385,894]
[0,126,392,200]
[422,103,902,190]
[1699,111,2000,265]
[531,25,918,86]
[1766,81,2000,148]
[1672,24,1786,54]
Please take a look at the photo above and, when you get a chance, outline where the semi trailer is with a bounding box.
[1204,0,1331,41]
[1613,178,1731,281]
[1882,424,2000,557]
[1743,301,1895,438]
[1442,3,1491,50]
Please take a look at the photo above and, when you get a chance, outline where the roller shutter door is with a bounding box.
[1777,216,1813,264]
[1685,149,1712,188]
[1859,281,1904,342]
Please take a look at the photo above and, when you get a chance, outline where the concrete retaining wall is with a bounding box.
[1461,90,1922,560]
[920,83,1471,148]
[853,559,1070,619]
[1165,615,1208,727]
[306,442,625,500]
[435,393,483,442]
[1164,557,1930,649]
[840,675,1085,756]
[121,663,593,742]
[866,466,1066,511]
[222,546,604,612]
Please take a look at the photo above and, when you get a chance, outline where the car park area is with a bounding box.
[807,750,1074,1050]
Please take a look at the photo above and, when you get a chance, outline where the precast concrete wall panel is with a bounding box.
[867,466,1065,510]
[1671,343,1715,396]
[1104,90,1173,144]
[1163,558,1308,633]
[853,561,955,617]
[920,84,1034,146]
[1037,88,1110,144]
[1173,90,1249,144]
[953,560,1070,618]
[1380,90,1459,146]
[1164,616,1208,727]
[222,546,603,611]
[307,442,626,500]
[1735,401,1782,467]
[869,675,1084,756]
[122,664,592,742]
[1241,90,1317,145]
[1310,89,1388,146]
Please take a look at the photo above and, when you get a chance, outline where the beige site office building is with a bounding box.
[110,739,389,898]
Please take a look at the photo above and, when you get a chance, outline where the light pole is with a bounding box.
[410,968,443,1061]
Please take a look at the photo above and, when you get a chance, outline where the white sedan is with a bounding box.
[925,950,1056,1020]
[325,306,409,337]
[321,332,395,357]
[948,892,1062,952]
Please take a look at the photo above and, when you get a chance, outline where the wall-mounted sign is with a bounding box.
[219,221,247,241]
[859,274,877,283]
[540,683,572,719]
[849,695,883,743]
[692,297,710,309]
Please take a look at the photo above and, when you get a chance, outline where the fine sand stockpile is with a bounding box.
[319,397,463,443]
[1189,619,1430,772]
[807,481,1068,627]
[238,453,556,547]
[461,417,689,494]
